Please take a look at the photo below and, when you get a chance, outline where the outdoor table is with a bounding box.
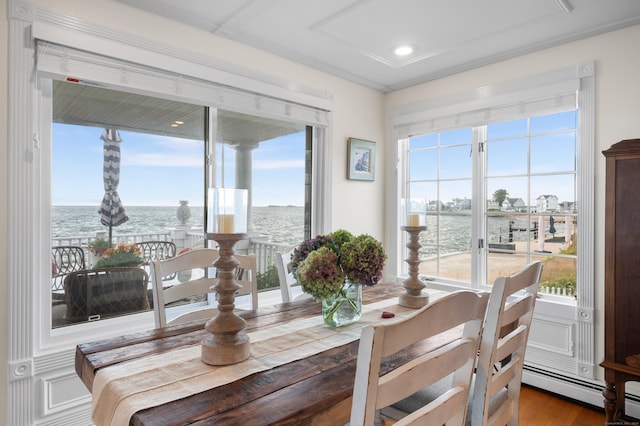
[75,283,450,425]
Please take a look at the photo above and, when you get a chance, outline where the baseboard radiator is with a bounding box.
[523,365,640,420]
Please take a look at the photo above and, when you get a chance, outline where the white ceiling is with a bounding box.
[116,0,640,92]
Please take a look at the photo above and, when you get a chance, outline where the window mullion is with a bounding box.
[473,126,488,288]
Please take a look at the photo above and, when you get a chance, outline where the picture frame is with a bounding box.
[347,138,376,181]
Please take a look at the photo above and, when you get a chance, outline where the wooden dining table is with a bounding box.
[75,283,451,425]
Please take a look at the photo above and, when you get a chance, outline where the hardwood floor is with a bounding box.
[381,384,618,425]
[520,385,607,426]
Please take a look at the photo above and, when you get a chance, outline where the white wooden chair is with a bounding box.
[150,248,259,328]
[276,246,311,303]
[469,261,543,426]
[384,262,543,426]
[350,290,490,426]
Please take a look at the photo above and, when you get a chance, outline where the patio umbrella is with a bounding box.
[549,215,556,236]
[98,128,129,246]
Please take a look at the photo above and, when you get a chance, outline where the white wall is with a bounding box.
[386,23,640,385]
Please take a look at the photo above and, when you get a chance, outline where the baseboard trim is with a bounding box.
[523,365,640,420]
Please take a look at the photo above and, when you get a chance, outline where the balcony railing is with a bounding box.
[52,229,292,274]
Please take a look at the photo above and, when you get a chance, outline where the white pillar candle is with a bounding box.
[217,214,235,233]
[407,214,420,226]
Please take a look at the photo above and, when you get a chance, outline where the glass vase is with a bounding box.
[322,280,362,327]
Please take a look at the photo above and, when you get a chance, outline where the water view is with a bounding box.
[418,213,571,256]
[52,205,305,246]
[54,205,570,257]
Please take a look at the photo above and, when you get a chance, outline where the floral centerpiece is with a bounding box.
[290,229,386,326]
[95,243,144,268]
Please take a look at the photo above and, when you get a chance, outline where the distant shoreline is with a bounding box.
[431,210,573,220]
[52,204,304,208]
[52,205,304,245]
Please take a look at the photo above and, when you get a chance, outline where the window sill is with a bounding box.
[408,277,578,307]
[535,292,577,306]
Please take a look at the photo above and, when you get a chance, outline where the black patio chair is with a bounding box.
[51,245,86,303]
[137,241,177,280]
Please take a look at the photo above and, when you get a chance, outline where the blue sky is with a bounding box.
[52,124,306,207]
[408,110,577,205]
[53,110,576,209]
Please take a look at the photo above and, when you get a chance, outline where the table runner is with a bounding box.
[92,298,418,426]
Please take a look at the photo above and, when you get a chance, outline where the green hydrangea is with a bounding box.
[340,234,387,286]
[292,230,387,300]
[327,229,354,248]
[296,246,345,300]
[290,234,336,275]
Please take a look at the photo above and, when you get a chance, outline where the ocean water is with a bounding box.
[53,205,568,254]
[52,205,305,246]
[418,214,569,256]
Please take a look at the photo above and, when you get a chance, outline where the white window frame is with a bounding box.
[401,113,579,293]
[35,64,331,348]
[391,64,593,298]
[8,6,333,424]
[389,64,596,381]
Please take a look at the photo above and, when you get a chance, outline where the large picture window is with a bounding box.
[395,65,597,381]
[394,65,593,312]
[49,80,313,329]
[406,110,578,298]
[30,37,330,348]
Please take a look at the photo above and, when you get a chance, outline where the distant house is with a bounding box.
[447,197,471,211]
[502,197,527,212]
[558,200,576,213]
[536,194,559,212]
[427,200,444,211]
[487,200,501,211]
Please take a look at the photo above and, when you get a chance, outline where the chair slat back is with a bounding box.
[276,247,296,303]
[276,246,311,303]
[151,248,217,327]
[351,290,489,426]
[162,276,215,304]
[150,248,258,328]
[470,261,543,426]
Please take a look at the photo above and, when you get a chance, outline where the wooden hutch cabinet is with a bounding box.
[601,139,640,423]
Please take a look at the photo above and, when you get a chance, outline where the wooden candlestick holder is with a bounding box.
[399,225,429,308]
[201,232,250,365]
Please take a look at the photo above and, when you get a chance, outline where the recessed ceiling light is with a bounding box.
[171,123,179,128]
[174,120,184,125]
[394,45,414,56]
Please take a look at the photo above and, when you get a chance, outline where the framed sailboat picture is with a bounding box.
[347,138,376,181]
